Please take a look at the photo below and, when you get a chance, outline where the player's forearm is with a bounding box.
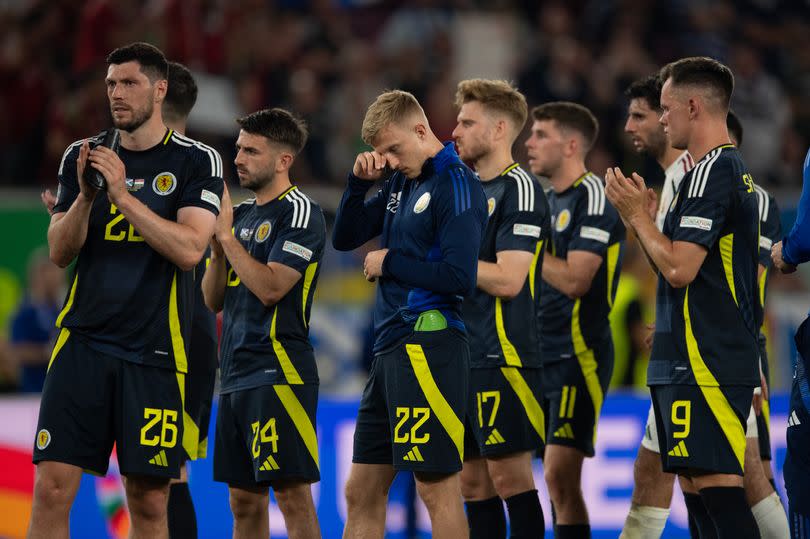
[542,254,590,298]
[11,344,49,365]
[201,252,227,313]
[47,196,94,267]
[114,192,207,271]
[332,175,383,251]
[477,260,523,299]
[631,215,688,286]
[219,236,285,307]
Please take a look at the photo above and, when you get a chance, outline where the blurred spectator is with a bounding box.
[9,248,64,393]
[0,2,806,193]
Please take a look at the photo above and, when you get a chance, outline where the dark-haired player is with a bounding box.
[202,108,325,539]
[619,74,788,538]
[453,79,549,539]
[606,56,760,538]
[527,101,625,538]
[40,61,217,539]
[30,42,223,539]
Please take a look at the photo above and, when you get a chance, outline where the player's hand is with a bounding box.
[210,234,224,258]
[75,141,98,202]
[644,322,655,351]
[363,248,388,282]
[771,241,797,274]
[41,189,57,215]
[88,145,127,203]
[352,151,388,181]
[214,184,234,243]
[605,167,649,227]
[645,187,658,221]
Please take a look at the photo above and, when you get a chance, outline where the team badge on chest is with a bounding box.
[255,220,272,243]
[487,197,496,216]
[413,192,431,214]
[555,208,571,232]
[152,172,177,196]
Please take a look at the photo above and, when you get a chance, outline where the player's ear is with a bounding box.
[413,122,427,140]
[154,79,168,103]
[687,97,699,120]
[276,152,294,172]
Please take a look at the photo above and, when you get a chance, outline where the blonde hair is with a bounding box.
[455,79,528,131]
[361,90,425,145]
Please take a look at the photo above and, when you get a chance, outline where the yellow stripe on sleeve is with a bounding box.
[759,267,768,308]
[683,287,746,470]
[274,384,319,469]
[271,306,303,385]
[501,367,546,443]
[405,344,465,462]
[47,328,71,371]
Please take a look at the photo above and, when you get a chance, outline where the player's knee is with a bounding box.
[125,478,169,522]
[460,465,494,500]
[274,482,314,518]
[490,467,533,500]
[33,470,75,509]
[344,476,387,512]
[229,489,267,521]
[544,464,576,502]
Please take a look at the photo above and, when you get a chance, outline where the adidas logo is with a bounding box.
[789,410,802,427]
[403,446,425,462]
[259,455,280,471]
[149,450,168,467]
[485,429,506,445]
[553,423,575,439]
[668,440,689,457]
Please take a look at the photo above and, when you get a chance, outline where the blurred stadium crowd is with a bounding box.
[1,0,809,189]
[0,0,809,395]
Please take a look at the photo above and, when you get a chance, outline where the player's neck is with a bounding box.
[474,146,514,181]
[119,113,170,151]
[165,119,187,136]
[254,173,293,205]
[658,146,685,171]
[549,159,587,193]
[687,121,732,163]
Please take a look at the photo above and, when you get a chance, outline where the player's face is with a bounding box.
[234,130,277,191]
[106,61,157,133]
[659,79,689,150]
[524,120,564,177]
[625,98,667,157]
[452,101,494,164]
[373,122,426,179]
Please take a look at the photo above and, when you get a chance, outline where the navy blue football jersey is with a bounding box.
[463,163,550,368]
[649,145,761,386]
[219,187,325,393]
[538,172,625,360]
[53,130,223,372]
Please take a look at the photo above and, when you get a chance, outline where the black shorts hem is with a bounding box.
[32,454,108,477]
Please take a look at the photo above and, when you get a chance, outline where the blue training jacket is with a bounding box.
[332,143,488,353]
[783,147,810,266]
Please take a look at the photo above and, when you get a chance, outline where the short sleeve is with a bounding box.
[177,143,225,216]
[495,176,547,254]
[52,141,84,214]
[268,194,326,274]
[671,156,732,248]
[568,176,620,256]
[758,192,782,267]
